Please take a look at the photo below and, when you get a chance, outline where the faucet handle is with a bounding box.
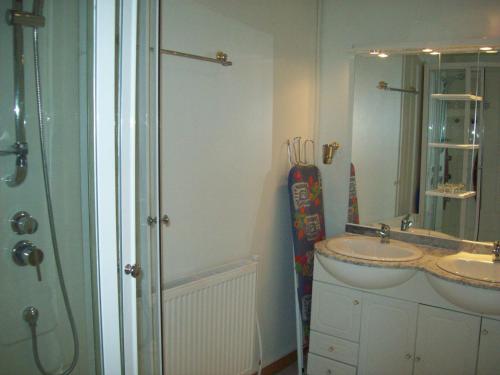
[30,249,44,282]
[379,223,391,231]
[12,240,44,282]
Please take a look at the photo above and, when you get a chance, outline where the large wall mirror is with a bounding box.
[349,48,500,242]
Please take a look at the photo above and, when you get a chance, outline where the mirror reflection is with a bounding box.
[349,49,500,242]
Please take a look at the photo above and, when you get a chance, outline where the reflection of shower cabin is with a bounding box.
[419,63,484,240]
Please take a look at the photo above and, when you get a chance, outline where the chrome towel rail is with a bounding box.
[160,49,232,66]
[377,80,418,95]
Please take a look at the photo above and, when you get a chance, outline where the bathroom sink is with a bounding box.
[316,236,422,289]
[325,236,423,262]
[427,252,500,315]
[437,252,500,283]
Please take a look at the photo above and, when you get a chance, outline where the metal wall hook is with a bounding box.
[292,137,302,165]
[287,137,318,166]
[303,140,315,165]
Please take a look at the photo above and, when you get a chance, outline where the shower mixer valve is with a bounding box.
[12,240,44,281]
[10,211,38,235]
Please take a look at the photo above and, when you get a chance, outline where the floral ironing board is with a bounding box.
[288,164,326,348]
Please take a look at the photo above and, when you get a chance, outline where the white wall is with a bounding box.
[160,0,318,367]
[351,55,402,224]
[319,0,500,237]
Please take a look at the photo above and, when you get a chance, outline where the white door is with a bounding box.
[414,305,480,375]
[358,294,417,375]
[477,318,500,375]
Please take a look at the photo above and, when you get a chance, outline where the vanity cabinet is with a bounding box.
[477,318,500,375]
[308,274,499,375]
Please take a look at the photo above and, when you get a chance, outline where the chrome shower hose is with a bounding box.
[28,26,80,375]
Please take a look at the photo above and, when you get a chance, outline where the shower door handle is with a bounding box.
[124,264,141,278]
[160,214,170,226]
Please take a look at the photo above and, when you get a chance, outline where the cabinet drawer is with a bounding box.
[311,282,362,341]
[310,330,359,365]
[307,353,357,375]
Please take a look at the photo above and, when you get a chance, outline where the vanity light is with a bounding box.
[378,52,389,58]
[369,49,380,55]
[486,50,498,54]
[422,48,433,53]
[480,47,492,51]
[430,51,440,55]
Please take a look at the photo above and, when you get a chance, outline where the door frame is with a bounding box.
[116,0,141,373]
[93,0,123,373]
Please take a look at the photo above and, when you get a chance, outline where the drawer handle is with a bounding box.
[415,356,421,362]
[482,329,489,335]
[328,346,335,352]
[405,353,412,360]
[353,299,360,305]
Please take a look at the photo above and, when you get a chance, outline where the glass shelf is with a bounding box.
[428,143,480,150]
[431,93,483,101]
[425,190,476,199]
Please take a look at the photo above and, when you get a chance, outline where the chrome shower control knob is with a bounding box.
[23,306,39,326]
[10,211,38,234]
[12,240,44,281]
[12,240,43,266]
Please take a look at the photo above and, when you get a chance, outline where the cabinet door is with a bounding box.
[477,318,500,375]
[358,294,417,375]
[311,282,363,341]
[414,305,480,375]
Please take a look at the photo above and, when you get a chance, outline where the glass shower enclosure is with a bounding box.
[0,1,99,373]
[421,59,490,240]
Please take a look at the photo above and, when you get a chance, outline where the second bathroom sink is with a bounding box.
[437,252,500,283]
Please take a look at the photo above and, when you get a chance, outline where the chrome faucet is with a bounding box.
[378,223,391,243]
[401,214,413,231]
[493,241,500,263]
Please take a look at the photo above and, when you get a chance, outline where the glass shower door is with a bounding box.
[0,1,99,374]
[422,63,482,240]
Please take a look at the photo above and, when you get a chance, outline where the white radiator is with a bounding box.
[163,259,257,375]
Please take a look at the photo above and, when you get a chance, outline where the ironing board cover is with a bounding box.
[287,164,326,348]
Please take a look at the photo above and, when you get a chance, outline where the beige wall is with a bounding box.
[160,0,318,367]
